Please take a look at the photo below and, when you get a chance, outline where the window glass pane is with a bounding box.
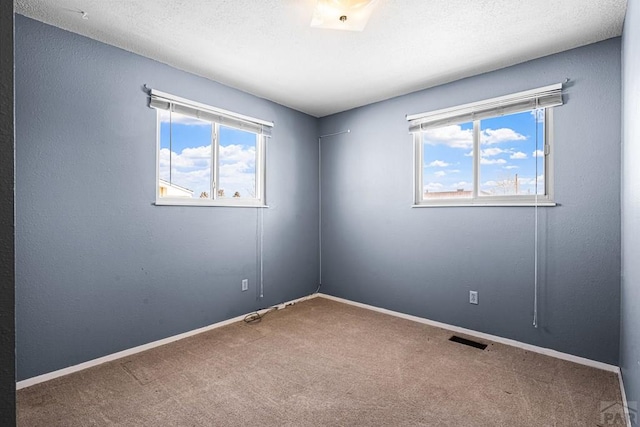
[479,110,545,196]
[217,125,257,199]
[158,110,212,199]
[422,122,474,199]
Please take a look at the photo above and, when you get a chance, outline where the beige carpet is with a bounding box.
[18,297,624,426]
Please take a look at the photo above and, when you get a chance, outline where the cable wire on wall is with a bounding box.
[318,130,350,292]
[169,109,172,183]
[533,108,540,328]
[260,204,264,299]
[256,137,268,301]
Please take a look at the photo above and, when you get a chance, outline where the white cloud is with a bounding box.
[503,165,519,170]
[480,158,507,165]
[424,125,526,149]
[517,174,545,186]
[451,181,471,189]
[447,169,461,173]
[434,171,447,177]
[481,128,526,145]
[530,109,544,123]
[423,125,473,149]
[219,144,256,165]
[159,146,211,171]
[424,182,444,192]
[482,148,506,157]
[427,160,451,167]
[159,147,211,196]
[533,150,545,157]
[464,151,474,157]
[510,151,528,160]
[159,143,257,198]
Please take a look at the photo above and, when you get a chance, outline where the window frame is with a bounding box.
[151,90,270,208]
[412,108,555,207]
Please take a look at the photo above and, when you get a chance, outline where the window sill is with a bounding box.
[412,201,556,208]
[154,199,268,208]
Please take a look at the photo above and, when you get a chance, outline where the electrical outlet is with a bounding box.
[241,279,248,292]
[469,291,478,305]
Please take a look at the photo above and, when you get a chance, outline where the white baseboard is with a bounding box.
[317,294,633,426]
[617,371,633,427]
[16,293,319,390]
[317,293,619,373]
[17,289,625,411]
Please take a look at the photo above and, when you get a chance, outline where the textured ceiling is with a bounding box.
[15,0,628,117]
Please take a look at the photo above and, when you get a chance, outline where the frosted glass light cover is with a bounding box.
[310,0,377,31]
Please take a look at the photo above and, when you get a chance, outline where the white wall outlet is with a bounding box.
[469,291,478,305]
[241,279,249,292]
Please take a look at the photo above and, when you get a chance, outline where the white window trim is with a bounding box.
[411,108,556,208]
[150,90,271,208]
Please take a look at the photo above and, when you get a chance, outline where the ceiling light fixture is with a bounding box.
[311,0,378,32]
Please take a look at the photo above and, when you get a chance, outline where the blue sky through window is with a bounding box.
[218,125,257,198]
[423,122,474,196]
[159,111,257,199]
[422,110,545,198]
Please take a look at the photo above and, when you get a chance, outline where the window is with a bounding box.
[408,84,562,206]
[149,89,272,207]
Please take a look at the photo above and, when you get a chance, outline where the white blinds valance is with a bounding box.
[407,83,563,133]
[149,89,274,136]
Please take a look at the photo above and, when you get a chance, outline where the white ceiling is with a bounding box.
[15,0,628,117]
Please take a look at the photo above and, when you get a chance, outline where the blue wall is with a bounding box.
[621,0,640,418]
[15,13,626,382]
[14,16,319,381]
[319,38,622,365]
[0,2,15,423]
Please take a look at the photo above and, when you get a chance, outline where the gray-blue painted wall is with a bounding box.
[319,38,622,365]
[15,15,319,381]
[622,0,640,418]
[0,2,15,423]
[15,13,626,382]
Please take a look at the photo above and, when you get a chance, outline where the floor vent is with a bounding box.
[448,335,488,350]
